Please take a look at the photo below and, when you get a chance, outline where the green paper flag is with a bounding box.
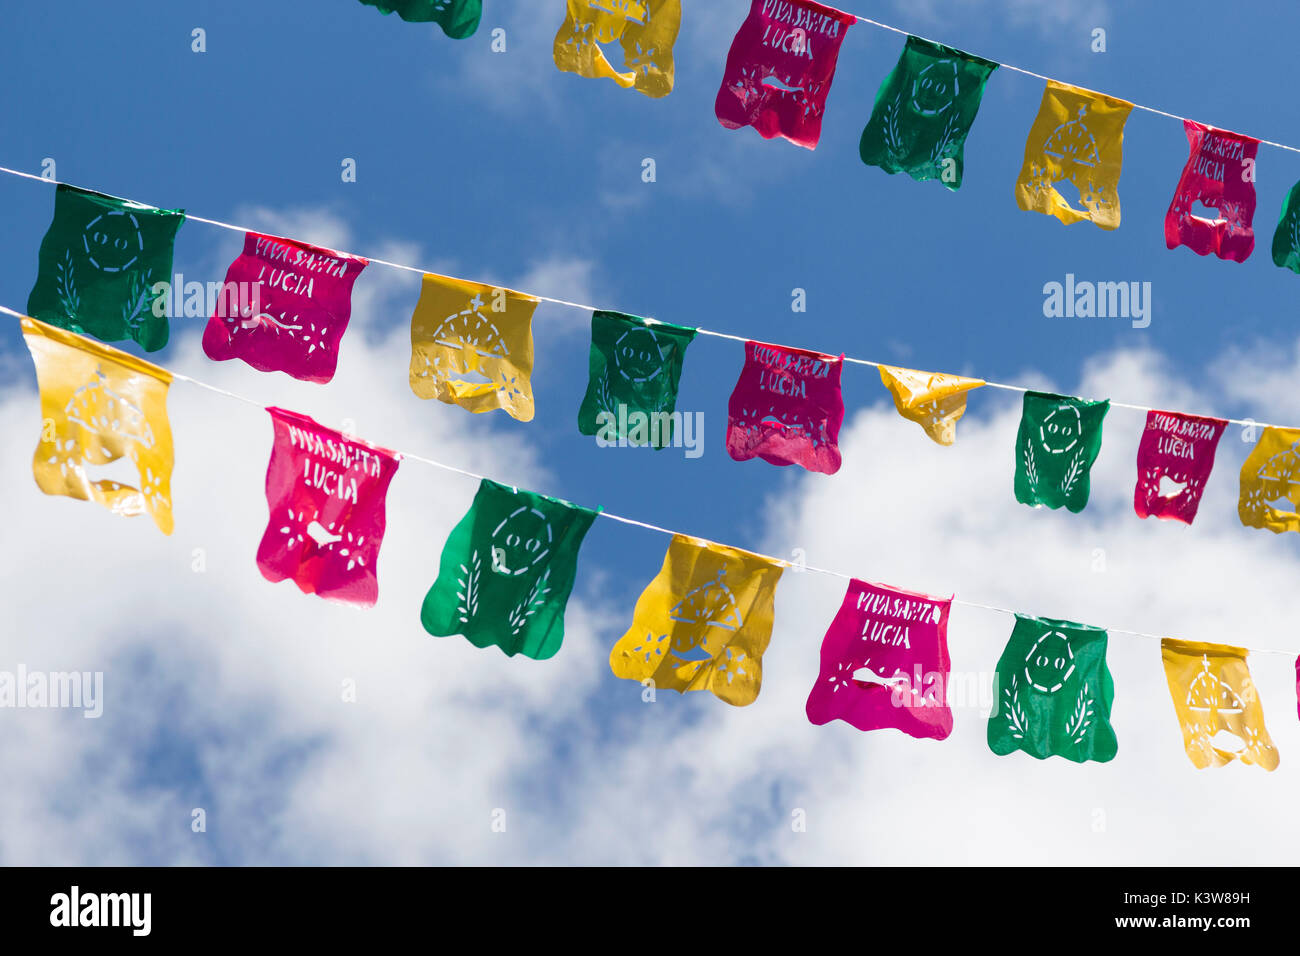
[859,35,998,191]
[1014,391,1108,513]
[357,0,482,37]
[421,479,599,660]
[1271,178,1300,274]
[577,311,697,449]
[988,614,1118,764]
[27,185,184,353]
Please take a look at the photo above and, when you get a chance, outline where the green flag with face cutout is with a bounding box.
[1014,391,1108,513]
[577,311,697,450]
[27,185,185,353]
[859,35,998,190]
[421,479,599,660]
[988,614,1118,764]
[356,0,482,37]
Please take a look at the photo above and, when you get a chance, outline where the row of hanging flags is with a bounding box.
[362,0,1300,267]
[23,180,1300,532]
[8,308,1296,770]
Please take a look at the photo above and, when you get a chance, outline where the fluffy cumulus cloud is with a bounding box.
[2,206,1297,864]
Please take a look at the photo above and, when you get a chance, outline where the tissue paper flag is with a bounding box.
[1165,121,1259,262]
[714,0,855,149]
[201,233,368,384]
[421,479,598,659]
[878,365,985,445]
[356,0,482,37]
[988,614,1117,763]
[577,311,696,449]
[1271,179,1300,274]
[806,578,954,739]
[859,35,998,190]
[257,408,400,607]
[1014,391,1108,513]
[553,0,681,98]
[1133,410,1226,524]
[726,341,845,474]
[21,317,175,534]
[1238,426,1300,534]
[1161,639,1278,771]
[409,275,540,422]
[1014,81,1133,230]
[609,534,783,706]
[27,185,185,352]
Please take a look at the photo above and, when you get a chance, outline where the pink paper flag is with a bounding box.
[1133,409,1226,525]
[202,232,368,383]
[714,0,856,150]
[257,408,400,607]
[726,340,845,474]
[806,579,954,740]
[1165,121,1260,262]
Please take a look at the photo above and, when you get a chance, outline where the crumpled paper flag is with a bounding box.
[1161,638,1278,771]
[1239,426,1300,534]
[356,0,482,37]
[1014,390,1108,513]
[878,364,984,445]
[609,534,783,706]
[1165,121,1259,262]
[22,316,175,534]
[1133,409,1225,525]
[553,0,681,98]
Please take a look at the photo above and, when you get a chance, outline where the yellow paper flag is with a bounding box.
[553,0,681,98]
[878,365,985,445]
[610,534,783,707]
[409,275,540,422]
[1015,81,1133,230]
[1239,426,1300,533]
[1161,639,1278,771]
[21,316,175,535]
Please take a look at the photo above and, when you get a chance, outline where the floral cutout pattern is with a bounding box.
[409,275,541,422]
[1238,426,1300,534]
[421,479,599,660]
[1014,391,1109,513]
[26,184,185,352]
[1133,410,1226,525]
[1165,121,1259,262]
[726,340,845,474]
[859,35,998,190]
[553,0,681,98]
[1161,639,1278,771]
[610,534,783,707]
[878,365,985,445]
[714,0,856,150]
[1014,81,1133,230]
[988,614,1118,764]
[806,578,954,739]
[21,317,175,535]
[202,232,368,384]
[257,408,400,607]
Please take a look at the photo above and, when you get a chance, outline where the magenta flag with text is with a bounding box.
[714,0,856,149]
[202,233,368,383]
[1134,409,1226,524]
[726,340,845,474]
[806,579,954,740]
[257,408,401,607]
[1165,121,1260,262]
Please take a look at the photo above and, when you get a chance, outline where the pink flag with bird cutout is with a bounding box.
[726,340,844,474]
[806,579,954,740]
[1133,409,1226,525]
[714,0,856,149]
[257,408,400,607]
[1165,121,1259,262]
[202,232,368,383]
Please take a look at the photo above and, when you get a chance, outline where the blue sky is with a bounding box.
[1,0,1299,865]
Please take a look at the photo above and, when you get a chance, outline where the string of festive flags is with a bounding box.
[4,305,1293,770]
[6,164,1300,536]
[368,0,1300,267]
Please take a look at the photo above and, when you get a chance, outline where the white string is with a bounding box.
[2,305,1294,657]
[1,162,1287,432]
[848,13,1300,154]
